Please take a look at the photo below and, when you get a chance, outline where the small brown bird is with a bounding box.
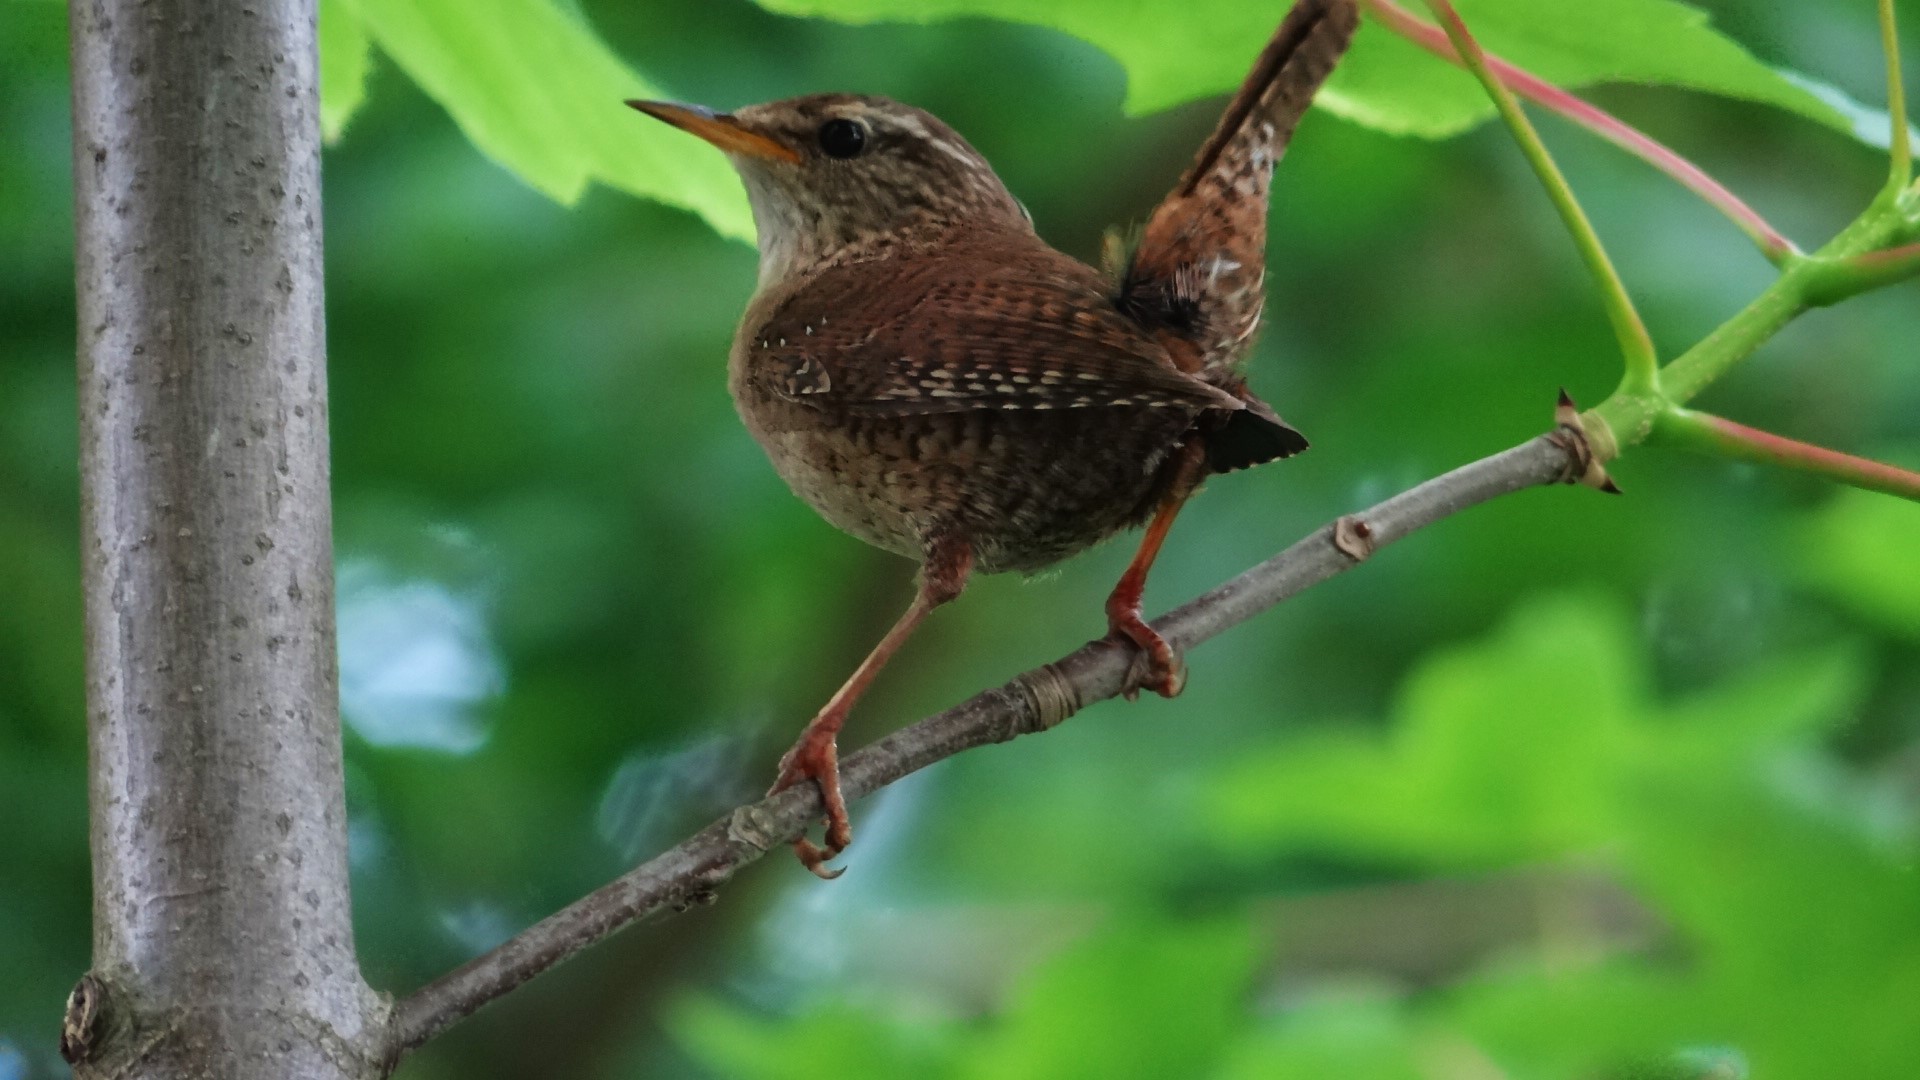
[632,0,1357,877]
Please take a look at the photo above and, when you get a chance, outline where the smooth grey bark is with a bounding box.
[68,0,384,1074]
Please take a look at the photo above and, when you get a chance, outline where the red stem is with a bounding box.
[1853,240,1920,271]
[1365,0,1800,263]
[1805,240,1920,305]
[1678,411,1920,501]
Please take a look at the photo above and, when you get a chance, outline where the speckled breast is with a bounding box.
[736,388,1197,575]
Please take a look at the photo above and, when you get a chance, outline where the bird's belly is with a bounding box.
[756,426,928,562]
[745,401,1194,574]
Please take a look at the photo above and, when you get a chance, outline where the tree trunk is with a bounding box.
[66,1,384,1074]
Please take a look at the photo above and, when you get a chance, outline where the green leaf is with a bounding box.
[961,917,1256,1080]
[1801,489,1920,639]
[1205,589,1906,1077]
[1209,593,1645,863]
[343,0,752,237]
[1206,592,1867,865]
[1775,68,1920,156]
[1217,994,1426,1080]
[670,996,962,1080]
[1447,775,1920,1078]
[1330,0,1860,140]
[319,0,373,143]
[668,918,1255,1080]
[753,0,1875,147]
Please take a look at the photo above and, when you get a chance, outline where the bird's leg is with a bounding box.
[1106,438,1208,701]
[770,535,973,878]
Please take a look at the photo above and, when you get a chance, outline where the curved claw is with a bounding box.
[1111,617,1188,701]
[769,729,852,879]
[790,837,846,880]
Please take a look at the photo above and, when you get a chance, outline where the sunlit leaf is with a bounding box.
[1331,0,1861,140]
[342,0,753,237]
[319,0,373,143]
[753,0,1878,146]
[1776,68,1920,155]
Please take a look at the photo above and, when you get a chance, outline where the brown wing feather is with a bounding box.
[744,236,1244,418]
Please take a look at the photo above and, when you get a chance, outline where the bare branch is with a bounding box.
[387,429,1585,1058]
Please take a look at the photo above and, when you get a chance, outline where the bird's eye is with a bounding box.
[817,118,868,159]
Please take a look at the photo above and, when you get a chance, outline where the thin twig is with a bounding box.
[1419,0,1660,394]
[1656,408,1920,502]
[1882,0,1911,188]
[1366,0,1800,263]
[386,430,1586,1058]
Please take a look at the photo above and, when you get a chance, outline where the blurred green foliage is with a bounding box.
[313,0,1915,242]
[2,1,1918,1078]
[671,593,1920,1078]
[755,0,1884,137]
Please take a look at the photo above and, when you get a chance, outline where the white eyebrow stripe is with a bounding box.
[880,111,980,169]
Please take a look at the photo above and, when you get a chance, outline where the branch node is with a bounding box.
[1008,663,1081,735]
[1332,515,1377,561]
[725,803,782,853]
[671,887,721,913]
[60,972,108,1065]
[1550,389,1624,493]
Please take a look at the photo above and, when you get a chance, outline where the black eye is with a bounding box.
[817,118,867,159]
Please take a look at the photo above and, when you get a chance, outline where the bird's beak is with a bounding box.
[626,100,801,164]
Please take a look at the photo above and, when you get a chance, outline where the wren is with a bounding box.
[631,0,1358,877]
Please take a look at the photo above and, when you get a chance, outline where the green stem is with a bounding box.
[1420,0,1661,395]
[1367,0,1798,262]
[1883,0,1911,188]
[1656,408,1920,502]
[1803,241,1920,305]
[1592,204,1917,455]
[1383,0,1914,482]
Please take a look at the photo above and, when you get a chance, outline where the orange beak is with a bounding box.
[626,100,801,164]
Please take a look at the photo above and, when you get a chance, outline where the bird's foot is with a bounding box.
[1107,608,1187,701]
[769,725,852,879]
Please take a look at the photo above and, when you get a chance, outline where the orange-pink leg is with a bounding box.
[1106,439,1207,700]
[770,537,973,878]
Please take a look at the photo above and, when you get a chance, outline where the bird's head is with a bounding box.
[629,94,1030,282]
